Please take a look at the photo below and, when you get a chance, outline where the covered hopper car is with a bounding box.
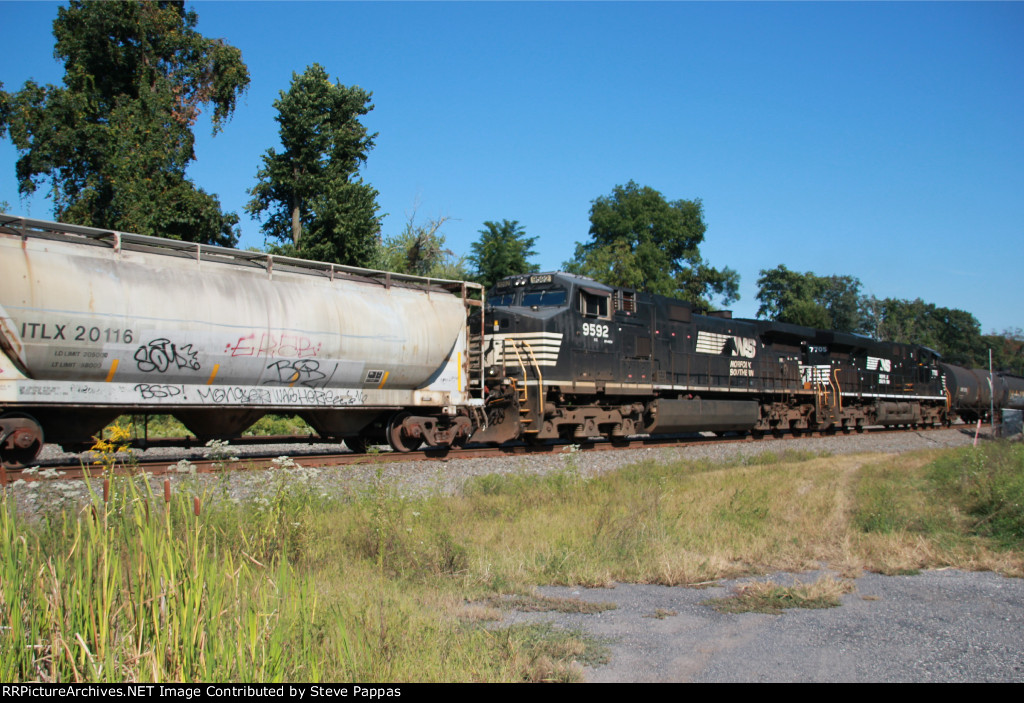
[0,215,484,467]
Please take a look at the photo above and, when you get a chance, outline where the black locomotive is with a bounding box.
[470,272,1018,445]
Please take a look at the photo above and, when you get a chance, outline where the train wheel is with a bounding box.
[0,413,45,470]
[387,412,423,453]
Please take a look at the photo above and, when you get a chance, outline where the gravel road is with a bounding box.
[526,569,1024,682]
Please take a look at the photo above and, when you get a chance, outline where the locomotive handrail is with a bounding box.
[520,340,544,421]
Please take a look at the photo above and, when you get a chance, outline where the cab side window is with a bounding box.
[579,290,610,318]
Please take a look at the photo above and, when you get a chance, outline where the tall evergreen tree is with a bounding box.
[469,219,539,290]
[247,64,381,267]
[3,1,248,245]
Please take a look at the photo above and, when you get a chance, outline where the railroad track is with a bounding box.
[0,423,967,486]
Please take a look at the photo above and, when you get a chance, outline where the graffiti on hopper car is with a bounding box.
[134,383,186,400]
[126,382,366,406]
[194,385,365,406]
[225,332,322,358]
[134,338,201,373]
[265,359,336,388]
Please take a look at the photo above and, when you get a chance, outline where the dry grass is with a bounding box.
[704,575,856,614]
[483,593,617,614]
[455,450,1024,584]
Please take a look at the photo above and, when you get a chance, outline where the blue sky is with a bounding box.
[2,1,1022,334]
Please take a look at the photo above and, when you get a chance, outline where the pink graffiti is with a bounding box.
[225,332,322,358]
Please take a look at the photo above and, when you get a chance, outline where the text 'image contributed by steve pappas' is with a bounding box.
[2,685,403,699]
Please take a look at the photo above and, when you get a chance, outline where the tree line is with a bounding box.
[1,2,1018,373]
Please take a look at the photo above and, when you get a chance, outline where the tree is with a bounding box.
[0,80,9,138]
[756,265,869,333]
[3,1,248,245]
[564,181,739,307]
[378,213,470,280]
[864,297,985,366]
[0,82,7,213]
[247,64,381,267]
[984,328,1024,376]
[468,219,539,289]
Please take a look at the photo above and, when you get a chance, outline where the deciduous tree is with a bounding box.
[756,265,869,333]
[469,220,539,290]
[564,181,739,308]
[984,328,1024,376]
[247,64,381,267]
[378,213,469,280]
[3,1,248,245]
[864,297,985,366]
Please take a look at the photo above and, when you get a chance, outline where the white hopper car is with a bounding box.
[0,215,485,467]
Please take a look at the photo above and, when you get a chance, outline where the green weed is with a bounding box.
[929,442,1024,547]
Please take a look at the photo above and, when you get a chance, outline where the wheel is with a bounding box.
[387,412,423,453]
[0,413,45,470]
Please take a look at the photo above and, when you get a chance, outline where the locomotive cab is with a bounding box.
[479,272,642,388]
[472,272,665,444]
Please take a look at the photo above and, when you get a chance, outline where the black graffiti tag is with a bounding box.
[265,359,331,388]
[134,383,185,400]
[134,338,201,373]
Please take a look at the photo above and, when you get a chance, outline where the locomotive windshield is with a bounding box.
[489,292,517,307]
[522,289,567,307]
[488,286,568,308]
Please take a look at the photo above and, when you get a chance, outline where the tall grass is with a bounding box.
[928,442,1024,547]
[0,474,344,682]
[3,440,1022,682]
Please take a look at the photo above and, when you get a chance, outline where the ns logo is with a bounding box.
[728,336,757,359]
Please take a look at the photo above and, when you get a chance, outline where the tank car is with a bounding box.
[940,364,1024,422]
[0,215,485,467]
[470,272,953,444]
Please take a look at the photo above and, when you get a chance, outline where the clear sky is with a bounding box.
[2,1,1022,334]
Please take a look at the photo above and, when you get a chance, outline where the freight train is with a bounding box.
[1,215,1021,468]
